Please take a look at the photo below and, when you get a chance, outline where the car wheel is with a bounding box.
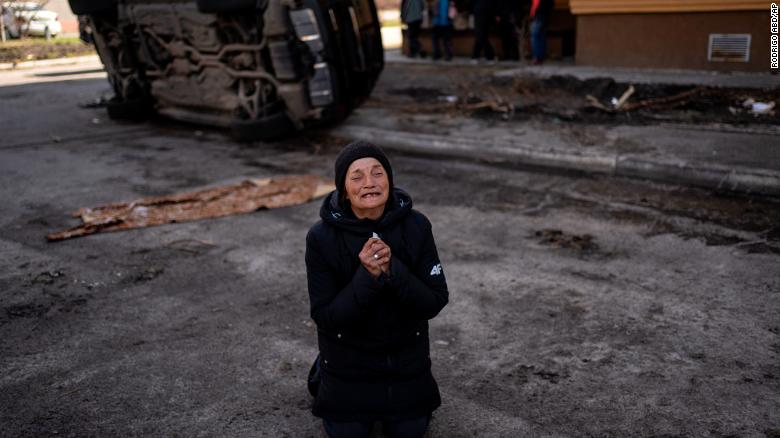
[230,111,295,141]
[106,97,154,121]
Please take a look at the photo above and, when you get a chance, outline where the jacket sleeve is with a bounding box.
[387,215,448,320]
[306,229,385,331]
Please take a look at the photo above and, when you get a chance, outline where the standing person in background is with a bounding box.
[470,0,496,62]
[430,0,455,61]
[496,0,519,61]
[402,0,426,58]
[530,0,554,64]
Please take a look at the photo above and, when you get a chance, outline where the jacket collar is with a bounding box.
[320,187,413,235]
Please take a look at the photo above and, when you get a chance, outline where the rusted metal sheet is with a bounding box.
[48,174,334,241]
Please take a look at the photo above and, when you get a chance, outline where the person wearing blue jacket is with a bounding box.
[430,0,454,61]
[305,141,449,438]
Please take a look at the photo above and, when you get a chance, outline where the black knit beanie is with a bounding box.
[334,141,394,196]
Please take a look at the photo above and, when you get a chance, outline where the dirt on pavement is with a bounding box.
[368,64,780,127]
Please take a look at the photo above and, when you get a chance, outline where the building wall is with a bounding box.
[575,10,771,72]
[569,0,765,14]
[46,0,79,34]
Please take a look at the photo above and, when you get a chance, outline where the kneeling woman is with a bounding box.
[305,142,449,438]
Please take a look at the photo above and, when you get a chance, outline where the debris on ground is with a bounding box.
[32,270,65,284]
[164,239,217,255]
[460,86,514,118]
[437,95,458,103]
[594,84,635,111]
[47,175,334,241]
[131,267,164,283]
[388,85,513,117]
[371,66,780,126]
[533,229,598,253]
[742,98,776,116]
[78,96,109,109]
[587,85,706,113]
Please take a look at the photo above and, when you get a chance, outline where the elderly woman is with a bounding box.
[305,141,449,438]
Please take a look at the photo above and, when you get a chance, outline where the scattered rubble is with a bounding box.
[742,98,776,116]
[587,85,708,113]
[32,270,65,285]
[47,175,334,241]
[374,70,780,126]
[533,229,598,253]
[165,239,218,256]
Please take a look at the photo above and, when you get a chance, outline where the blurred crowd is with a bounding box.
[400,0,554,63]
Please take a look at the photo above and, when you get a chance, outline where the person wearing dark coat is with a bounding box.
[305,141,449,438]
[401,0,426,57]
[471,0,497,61]
[496,0,519,61]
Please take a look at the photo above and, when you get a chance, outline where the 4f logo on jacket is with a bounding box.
[429,264,442,276]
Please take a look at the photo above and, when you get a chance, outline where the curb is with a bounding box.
[615,157,780,196]
[331,124,780,197]
[382,50,779,90]
[492,65,779,90]
[0,54,101,71]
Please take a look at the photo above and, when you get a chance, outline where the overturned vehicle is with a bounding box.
[69,0,384,139]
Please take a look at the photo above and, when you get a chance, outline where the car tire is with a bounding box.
[230,111,295,141]
[69,0,117,15]
[106,97,153,121]
[196,0,257,13]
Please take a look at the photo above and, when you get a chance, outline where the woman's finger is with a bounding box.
[370,255,389,265]
[360,253,376,267]
[368,242,386,252]
[372,249,390,263]
[362,238,378,251]
[373,241,390,252]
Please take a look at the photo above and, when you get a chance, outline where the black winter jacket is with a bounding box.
[305,188,448,421]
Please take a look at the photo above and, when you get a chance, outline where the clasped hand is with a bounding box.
[359,237,391,279]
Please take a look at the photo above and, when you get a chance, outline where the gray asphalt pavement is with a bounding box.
[1,64,779,437]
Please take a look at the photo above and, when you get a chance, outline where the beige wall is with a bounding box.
[44,0,78,33]
[44,0,76,20]
[575,10,772,72]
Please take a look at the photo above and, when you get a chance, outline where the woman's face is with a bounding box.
[345,157,390,219]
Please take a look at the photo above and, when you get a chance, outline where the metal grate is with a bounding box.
[708,34,751,62]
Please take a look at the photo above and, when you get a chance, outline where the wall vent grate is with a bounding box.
[708,34,751,62]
